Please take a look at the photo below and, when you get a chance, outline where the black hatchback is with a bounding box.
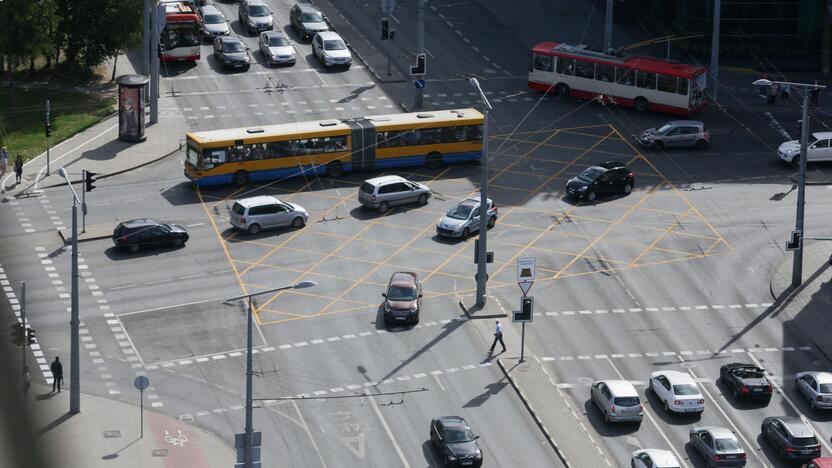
[430,416,483,467]
[566,161,634,202]
[113,219,189,252]
[761,416,821,461]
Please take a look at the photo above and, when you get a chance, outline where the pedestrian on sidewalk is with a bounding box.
[767,83,778,105]
[13,155,23,184]
[22,366,31,401]
[811,80,820,107]
[489,320,506,354]
[50,356,63,392]
[0,146,8,177]
[781,84,790,104]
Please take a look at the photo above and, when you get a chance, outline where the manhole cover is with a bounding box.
[152,449,169,457]
[178,414,195,423]
[103,430,121,438]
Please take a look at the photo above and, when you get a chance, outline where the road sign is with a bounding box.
[517,257,535,282]
[133,376,149,391]
[786,230,802,251]
[513,297,533,322]
[414,79,425,89]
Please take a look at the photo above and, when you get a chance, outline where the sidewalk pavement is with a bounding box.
[23,383,234,468]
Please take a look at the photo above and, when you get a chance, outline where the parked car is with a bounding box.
[649,370,705,414]
[436,196,497,238]
[779,132,832,164]
[312,31,351,68]
[238,0,273,35]
[795,371,832,410]
[631,449,680,468]
[229,196,307,234]
[112,218,189,252]
[382,272,422,324]
[590,380,643,424]
[213,35,251,71]
[429,416,483,467]
[689,426,747,467]
[565,161,634,202]
[198,5,230,40]
[761,416,821,461]
[719,363,772,401]
[290,3,328,40]
[358,175,430,212]
[259,31,295,66]
[637,120,710,150]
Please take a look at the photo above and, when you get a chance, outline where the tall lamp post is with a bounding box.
[224,280,317,468]
[753,79,825,287]
[56,167,81,414]
[469,78,492,307]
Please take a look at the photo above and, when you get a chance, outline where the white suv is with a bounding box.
[778,132,832,164]
[649,370,704,414]
[229,196,308,234]
[312,31,351,68]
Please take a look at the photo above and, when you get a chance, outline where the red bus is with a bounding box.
[528,42,707,116]
[160,1,201,62]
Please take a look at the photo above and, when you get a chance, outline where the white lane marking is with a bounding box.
[433,373,445,391]
[368,393,411,468]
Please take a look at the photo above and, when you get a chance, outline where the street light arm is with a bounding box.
[57,167,81,204]
[752,79,825,89]
[223,280,317,304]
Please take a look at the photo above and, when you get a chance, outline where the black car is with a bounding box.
[761,416,821,461]
[565,161,634,202]
[113,219,189,252]
[213,36,251,71]
[719,363,772,401]
[430,416,483,467]
[290,3,328,40]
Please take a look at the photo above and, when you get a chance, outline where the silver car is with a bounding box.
[436,196,497,238]
[259,31,295,66]
[689,426,747,467]
[358,175,430,212]
[637,120,710,150]
[590,380,643,424]
[229,196,307,234]
[198,5,230,40]
[795,371,832,410]
[312,31,351,68]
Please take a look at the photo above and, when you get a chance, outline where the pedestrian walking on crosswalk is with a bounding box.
[489,320,506,354]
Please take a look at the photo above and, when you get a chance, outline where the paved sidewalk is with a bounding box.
[22,383,234,468]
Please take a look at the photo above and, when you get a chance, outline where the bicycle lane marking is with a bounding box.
[147,411,214,468]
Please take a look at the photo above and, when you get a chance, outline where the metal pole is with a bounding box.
[45,100,50,176]
[143,0,150,76]
[150,1,159,124]
[20,281,25,370]
[81,170,86,233]
[70,199,80,414]
[520,322,525,362]
[603,0,613,51]
[415,0,425,108]
[386,17,392,77]
[140,389,144,438]
[476,106,489,306]
[792,88,811,287]
[244,297,254,467]
[709,0,721,102]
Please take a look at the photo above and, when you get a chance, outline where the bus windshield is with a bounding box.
[162,23,200,48]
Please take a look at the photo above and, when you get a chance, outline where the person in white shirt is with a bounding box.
[489,320,506,354]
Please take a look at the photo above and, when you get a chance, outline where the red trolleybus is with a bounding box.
[528,42,707,116]
[160,1,201,62]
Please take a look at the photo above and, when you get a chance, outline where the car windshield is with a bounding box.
[324,40,346,51]
[714,438,741,451]
[302,12,323,22]
[578,167,603,183]
[204,13,224,24]
[446,204,474,220]
[223,41,245,53]
[249,5,269,16]
[672,384,699,395]
[656,123,673,133]
[820,384,832,393]
[445,429,475,443]
[807,135,819,145]
[613,397,640,407]
[232,203,245,215]
[735,368,764,378]
[793,437,818,447]
[161,224,172,232]
[268,36,290,46]
[387,285,416,301]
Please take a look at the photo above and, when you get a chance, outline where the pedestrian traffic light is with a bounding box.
[26,327,36,345]
[513,296,534,322]
[85,171,97,192]
[45,120,52,138]
[410,53,426,76]
[10,323,24,346]
[381,18,390,40]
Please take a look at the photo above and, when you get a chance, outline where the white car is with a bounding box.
[312,31,351,68]
[259,31,295,66]
[649,370,704,414]
[229,196,308,234]
[778,131,832,164]
[631,449,680,468]
[795,371,832,410]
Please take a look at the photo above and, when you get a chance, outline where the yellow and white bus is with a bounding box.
[184,109,484,187]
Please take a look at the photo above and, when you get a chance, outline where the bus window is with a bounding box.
[657,74,676,93]
[467,125,482,141]
[615,67,634,86]
[636,71,656,90]
[204,149,227,169]
[677,78,689,96]
[556,58,575,75]
[574,60,594,79]
[186,142,200,167]
[595,64,614,82]
[533,54,553,72]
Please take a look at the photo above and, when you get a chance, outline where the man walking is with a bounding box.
[50,356,63,392]
[489,320,506,354]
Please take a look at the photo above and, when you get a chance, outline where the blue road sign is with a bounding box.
[414,79,426,89]
[134,376,149,391]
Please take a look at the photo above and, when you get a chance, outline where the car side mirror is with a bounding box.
[418,293,423,298]
[323,15,329,21]
[474,435,480,440]
[246,46,250,50]
[381,293,387,298]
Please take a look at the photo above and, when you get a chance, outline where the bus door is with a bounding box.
[346,119,376,171]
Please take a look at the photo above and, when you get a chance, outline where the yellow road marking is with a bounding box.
[628,208,696,266]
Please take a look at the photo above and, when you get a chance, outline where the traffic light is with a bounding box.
[85,171,97,192]
[381,18,390,40]
[10,323,24,346]
[514,296,534,322]
[410,53,426,76]
[45,120,52,137]
[26,327,36,345]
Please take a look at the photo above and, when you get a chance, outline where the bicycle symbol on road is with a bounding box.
[164,429,188,447]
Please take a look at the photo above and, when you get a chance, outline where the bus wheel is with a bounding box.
[233,171,249,186]
[634,97,649,112]
[555,83,570,98]
[326,161,343,177]
[426,153,442,169]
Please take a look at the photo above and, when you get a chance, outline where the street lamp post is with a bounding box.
[57,167,81,414]
[753,79,826,288]
[469,78,493,307]
[224,280,317,468]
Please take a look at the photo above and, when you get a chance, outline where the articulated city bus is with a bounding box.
[160,1,201,62]
[185,109,484,187]
[528,42,707,115]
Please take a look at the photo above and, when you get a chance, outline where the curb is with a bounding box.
[496,358,571,468]
[457,298,507,319]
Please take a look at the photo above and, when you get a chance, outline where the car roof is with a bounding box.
[776,417,815,436]
[235,195,281,208]
[296,3,321,12]
[598,161,627,170]
[695,426,735,439]
[460,196,492,206]
[804,371,832,383]
[120,218,160,228]
[724,362,758,370]
[813,132,832,140]
[246,0,267,5]
[365,175,406,185]
[262,30,287,38]
[665,120,704,127]
[601,380,639,396]
[654,370,695,384]
[435,416,468,428]
[635,449,677,467]
[390,271,417,287]
[316,31,342,41]
[219,35,243,43]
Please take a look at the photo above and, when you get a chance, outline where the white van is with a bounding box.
[230,196,307,234]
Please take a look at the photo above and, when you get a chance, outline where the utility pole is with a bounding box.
[603,0,613,52]
[710,0,722,101]
[150,0,159,124]
[470,79,492,307]
[792,88,810,287]
[57,167,81,414]
[20,281,25,370]
[143,0,151,75]
[415,0,425,108]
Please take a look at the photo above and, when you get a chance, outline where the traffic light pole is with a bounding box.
[45,100,51,176]
[81,170,87,233]
[415,0,425,108]
[20,281,25,371]
[70,193,80,414]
